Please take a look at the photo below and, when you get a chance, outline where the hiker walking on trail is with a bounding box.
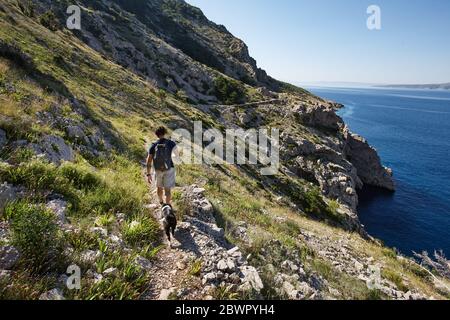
[146,126,178,206]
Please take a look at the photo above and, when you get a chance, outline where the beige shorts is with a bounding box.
[155,168,176,189]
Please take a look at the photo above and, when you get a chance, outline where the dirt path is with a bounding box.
[142,185,264,300]
[142,189,204,300]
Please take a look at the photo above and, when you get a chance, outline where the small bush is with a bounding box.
[213,76,245,105]
[189,259,202,277]
[5,201,61,269]
[122,215,159,247]
[39,11,60,31]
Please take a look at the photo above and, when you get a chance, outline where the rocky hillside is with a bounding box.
[0,0,449,300]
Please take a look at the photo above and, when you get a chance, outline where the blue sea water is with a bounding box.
[307,86,450,257]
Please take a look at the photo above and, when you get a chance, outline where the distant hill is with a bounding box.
[377,83,450,90]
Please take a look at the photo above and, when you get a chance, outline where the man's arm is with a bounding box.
[146,154,153,183]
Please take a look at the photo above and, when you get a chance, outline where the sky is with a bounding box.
[186,0,450,85]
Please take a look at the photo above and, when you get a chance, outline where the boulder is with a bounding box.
[135,256,153,271]
[46,199,68,226]
[31,135,74,165]
[103,267,119,277]
[0,182,17,214]
[80,250,102,265]
[39,288,65,300]
[0,245,20,270]
[240,266,264,292]
[159,287,176,300]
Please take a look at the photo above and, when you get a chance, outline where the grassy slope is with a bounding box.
[0,2,448,300]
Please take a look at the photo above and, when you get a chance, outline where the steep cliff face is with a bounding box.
[27,0,278,103]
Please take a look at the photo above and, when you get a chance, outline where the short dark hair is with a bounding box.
[155,126,168,138]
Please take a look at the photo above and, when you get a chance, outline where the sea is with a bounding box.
[307,86,450,257]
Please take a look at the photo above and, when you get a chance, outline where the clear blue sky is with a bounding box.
[186,0,450,84]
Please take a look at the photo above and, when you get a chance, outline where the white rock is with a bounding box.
[103,267,119,277]
[176,261,186,270]
[90,227,108,237]
[46,199,68,226]
[227,247,240,255]
[282,281,299,299]
[80,250,102,264]
[202,272,217,285]
[39,288,65,300]
[159,288,176,300]
[0,183,17,214]
[0,245,21,270]
[240,266,264,292]
[135,256,153,270]
[217,259,228,272]
[192,188,206,195]
[354,260,364,272]
[226,258,236,272]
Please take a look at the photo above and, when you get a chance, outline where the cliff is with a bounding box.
[0,0,448,300]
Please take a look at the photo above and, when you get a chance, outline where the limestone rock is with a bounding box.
[0,245,20,270]
[103,267,119,277]
[135,256,153,271]
[39,288,65,300]
[80,250,102,265]
[31,135,74,165]
[0,183,17,214]
[240,266,264,291]
[46,199,68,226]
[159,287,176,300]
[294,103,343,131]
[344,130,395,191]
[90,227,108,237]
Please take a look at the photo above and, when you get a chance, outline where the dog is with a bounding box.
[161,204,177,243]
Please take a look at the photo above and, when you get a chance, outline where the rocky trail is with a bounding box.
[143,184,264,300]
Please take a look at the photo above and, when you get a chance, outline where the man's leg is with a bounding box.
[157,187,164,204]
[164,188,172,205]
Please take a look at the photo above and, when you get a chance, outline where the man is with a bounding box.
[146,126,178,206]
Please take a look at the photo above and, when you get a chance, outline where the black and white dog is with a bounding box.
[161,204,177,243]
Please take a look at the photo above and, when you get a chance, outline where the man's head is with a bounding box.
[155,126,168,139]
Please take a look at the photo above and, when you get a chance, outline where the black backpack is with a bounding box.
[153,140,172,171]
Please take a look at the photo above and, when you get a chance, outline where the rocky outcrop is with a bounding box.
[180,185,264,295]
[294,103,344,131]
[343,128,395,191]
[28,135,74,165]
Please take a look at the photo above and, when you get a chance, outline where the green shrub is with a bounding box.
[213,76,245,105]
[5,201,61,269]
[0,158,145,218]
[39,10,60,31]
[122,215,159,247]
[60,162,102,190]
[17,0,35,17]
